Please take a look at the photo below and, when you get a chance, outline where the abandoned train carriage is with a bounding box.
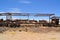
[0,18,59,27]
[0,19,20,27]
[0,13,60,27]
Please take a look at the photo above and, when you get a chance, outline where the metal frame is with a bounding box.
[34,13,55,23]
[0,13,55,22]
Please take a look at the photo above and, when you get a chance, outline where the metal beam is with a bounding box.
[34,14,54,16]
[0,13,29,16]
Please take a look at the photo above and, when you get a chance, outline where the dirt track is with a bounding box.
[0,31,60,40]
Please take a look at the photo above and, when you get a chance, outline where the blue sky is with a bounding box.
[0,0,60,20]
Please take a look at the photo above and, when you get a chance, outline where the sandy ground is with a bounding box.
[0,31,60,40]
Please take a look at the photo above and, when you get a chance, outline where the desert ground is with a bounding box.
[0,27,60,40]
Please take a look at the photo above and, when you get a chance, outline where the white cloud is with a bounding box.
[0,8,22,13]
[7,8,21,13]
[19,0,31,4]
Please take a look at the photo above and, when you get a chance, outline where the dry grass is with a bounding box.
[0,27,60,33]
[0,30,60,40]
[0,27,60,40]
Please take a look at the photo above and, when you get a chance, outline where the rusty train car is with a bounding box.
[0,19,20,27]
[0,18,59,27]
